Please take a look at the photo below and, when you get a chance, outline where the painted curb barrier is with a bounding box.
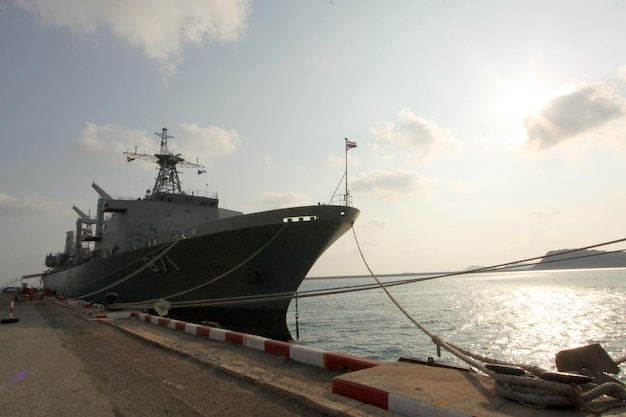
[331,379,474,417]
[130,312,383,373]
[54,297,563,417]
[46,296,517,417]
[265,339,292,358]
[80,308,383,374]
[93,312,132,320]
[243,334,268,351]
[289,344,326,368]
[56,298,402,413]
[207,327,226,341]
[325,352,382,372]
[77,299,105,309]
[333,379,389,410]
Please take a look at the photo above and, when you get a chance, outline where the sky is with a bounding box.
[2,0,626,286]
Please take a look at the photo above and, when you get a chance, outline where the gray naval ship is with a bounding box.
[43,128,359,340]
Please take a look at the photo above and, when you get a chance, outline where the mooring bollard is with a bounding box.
[1,295,20,324]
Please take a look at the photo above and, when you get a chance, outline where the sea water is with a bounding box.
[287,268,626,381]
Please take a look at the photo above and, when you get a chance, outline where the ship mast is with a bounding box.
[123,127,205,196]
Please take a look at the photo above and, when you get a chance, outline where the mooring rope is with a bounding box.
[109,222,289,310]
[350,225,626,414]
[76,238,183,299]
[96,230,626,313]
[72,214,625,413]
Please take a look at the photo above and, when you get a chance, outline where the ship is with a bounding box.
[42,128,360,340]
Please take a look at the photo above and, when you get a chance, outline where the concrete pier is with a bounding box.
[1,294,623,417]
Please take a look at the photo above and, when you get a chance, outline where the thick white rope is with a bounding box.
[350,226,626,412]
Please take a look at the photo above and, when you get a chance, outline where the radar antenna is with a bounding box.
[123,127,205,196]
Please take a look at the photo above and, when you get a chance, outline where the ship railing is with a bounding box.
[1,275,42,292]
[329,193,353,207]
[112,189,219,201]
[180,188,219,199]
[1,277,22,292]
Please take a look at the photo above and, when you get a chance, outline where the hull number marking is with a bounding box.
[143,254,181,273]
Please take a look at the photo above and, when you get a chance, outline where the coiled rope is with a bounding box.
[350,226,626,414]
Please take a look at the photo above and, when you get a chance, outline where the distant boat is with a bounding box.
[42,128,359,340]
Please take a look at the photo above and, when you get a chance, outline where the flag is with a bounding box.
[126,156,135,162]
[345,139,357,150]
[198,169,206,175]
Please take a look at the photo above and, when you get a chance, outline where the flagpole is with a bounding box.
[344,138,348,206]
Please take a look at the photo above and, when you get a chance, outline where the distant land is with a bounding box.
[531,249,626,270]
[465,249,626,272]
[308,249,626,280]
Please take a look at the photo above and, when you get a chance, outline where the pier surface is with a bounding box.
[0,295,388,417]
[0,294,623,417]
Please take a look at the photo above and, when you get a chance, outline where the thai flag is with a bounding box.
[345,139,357,150]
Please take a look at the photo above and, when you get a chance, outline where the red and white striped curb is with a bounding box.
[78,300,105,309]
[332,378,475,417]
[50,298,488,417]
[129,312,472,417]
[54,298,379,373]
[68,306,382,372]
[92,311,133,320]
[56,298,105,310]
[127,311,382,373]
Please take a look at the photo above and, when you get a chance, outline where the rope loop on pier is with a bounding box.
[350,225,626,414]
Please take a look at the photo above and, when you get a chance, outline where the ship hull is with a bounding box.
[42,205,359,340]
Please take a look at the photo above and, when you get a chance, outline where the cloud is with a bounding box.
[370,109,462,159]
[530,209,564,218]
[77,122,153,161]
[76,122,239,165]
[175,123,239,163]
[0,192,65,217]
[619,65,626,82]
[351,169,432,198]
[523,82,626,150]
[14,0,250,75]
[361,217,392,229]
[450,178,502,195]
[259,192,309,209]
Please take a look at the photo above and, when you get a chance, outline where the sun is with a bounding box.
[499,82,548,122]
[497,80,550,143]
